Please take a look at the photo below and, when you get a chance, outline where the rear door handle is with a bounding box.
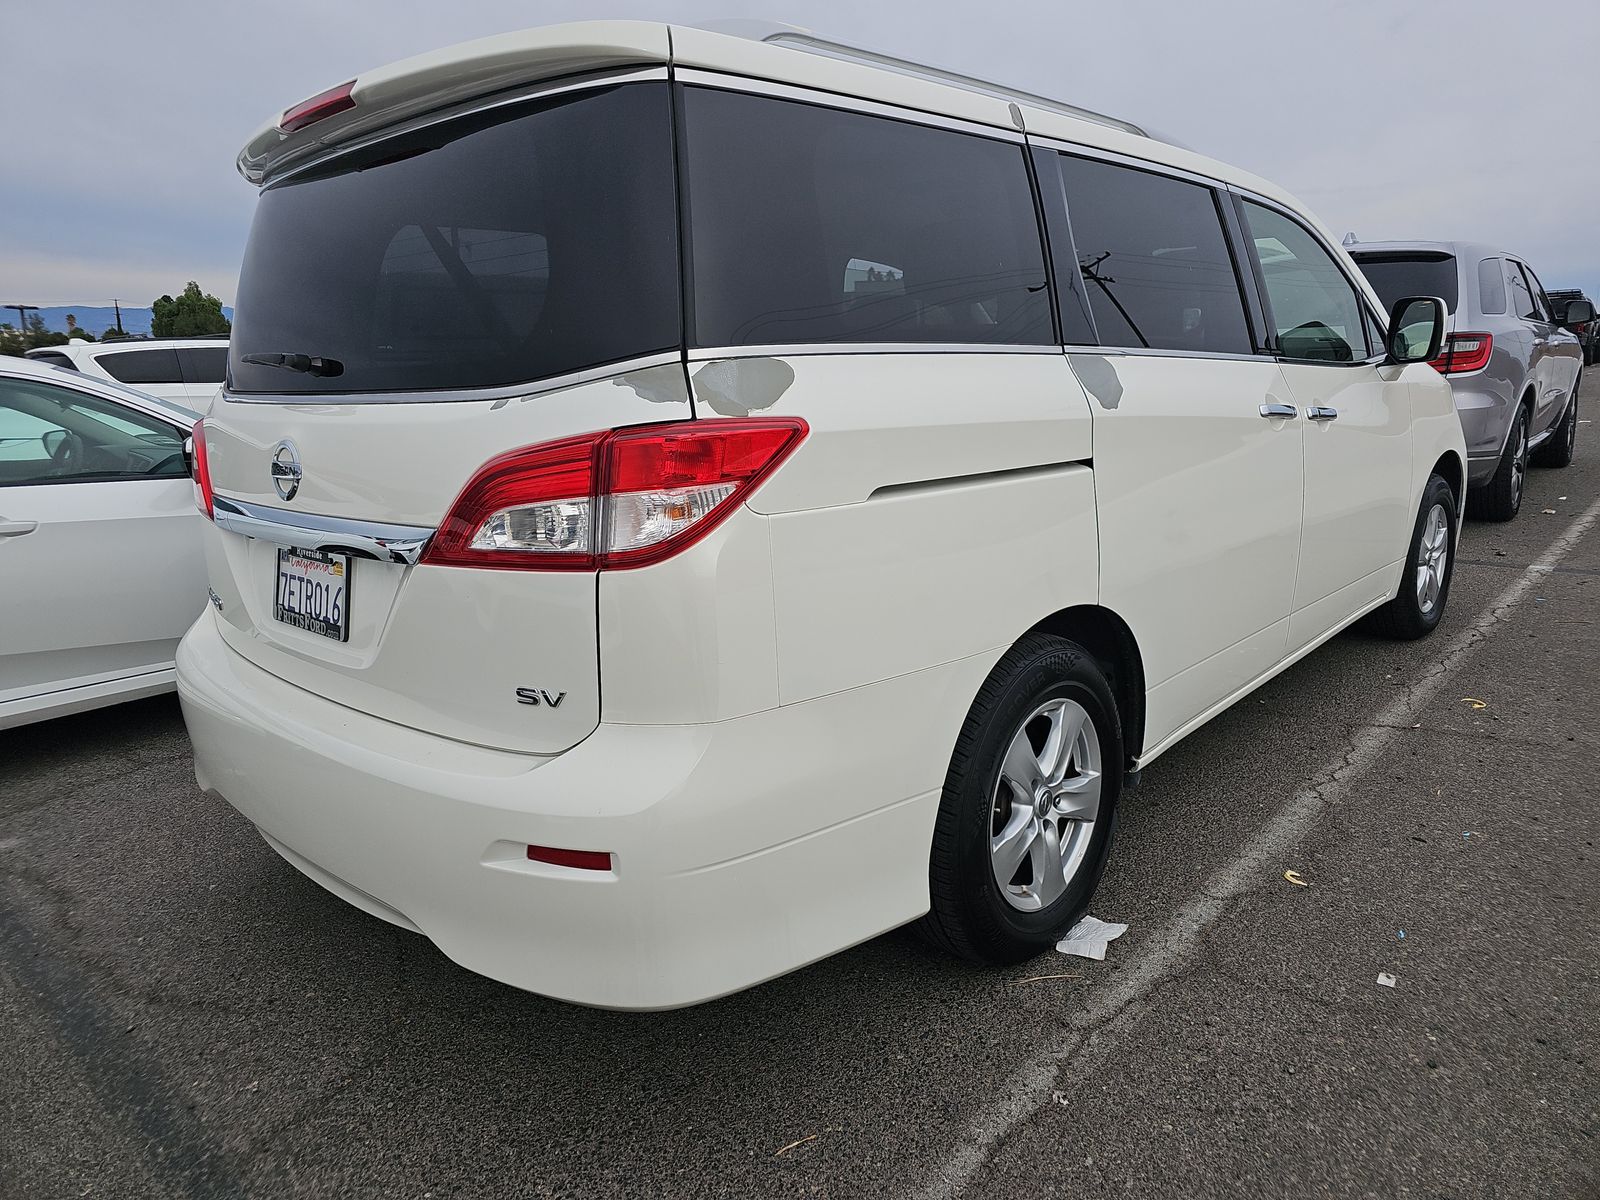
[1259,402,1298,419]
[0,520,38,538]
[1307,406,1339,422]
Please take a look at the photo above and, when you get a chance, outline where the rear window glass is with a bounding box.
[229,83,679,395]
[1351,254,1460,314]
[179,346,228,384]
[681,87,1051,348]
[97,347,183,385]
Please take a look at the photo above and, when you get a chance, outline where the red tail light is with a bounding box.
[191,418,214,519]
[422,418,808,571]
[1428,332,1492,375]
[279,81,357,133]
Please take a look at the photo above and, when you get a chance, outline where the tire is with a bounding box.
[1531,383,1578,469]
[1468,403,1529,522]
[1372,473,1457,640]
[920,633,1123,965]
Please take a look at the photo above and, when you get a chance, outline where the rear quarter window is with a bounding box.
[1477,258,1507,314]
[96,347,183,385]
[229,82,679,395]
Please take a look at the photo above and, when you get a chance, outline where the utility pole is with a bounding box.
[110,297,125,337]
[5,303,38,332]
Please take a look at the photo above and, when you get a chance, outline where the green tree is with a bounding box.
[151,282,232,337]
[24,313,69,349]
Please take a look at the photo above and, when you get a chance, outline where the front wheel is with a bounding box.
[920,633,1123,965]
[1372,473,1457,640]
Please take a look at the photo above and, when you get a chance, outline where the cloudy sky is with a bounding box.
[4,0,1597,308]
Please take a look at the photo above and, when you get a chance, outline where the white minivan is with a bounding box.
[177,22,1465,1009]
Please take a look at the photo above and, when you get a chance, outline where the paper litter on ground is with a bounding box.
[1376,972,1398,989]
[1055,915,1129,960]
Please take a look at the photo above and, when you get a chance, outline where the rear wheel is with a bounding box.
[1469,404,1529,522]
[1372,473,1457,640]
[1531,383,1578,468]
[920,633,1123,965]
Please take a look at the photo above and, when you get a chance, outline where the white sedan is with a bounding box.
[0,356,206,728]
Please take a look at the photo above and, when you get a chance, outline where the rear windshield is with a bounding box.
[1351,253,1460,314]
[229,82,679,396]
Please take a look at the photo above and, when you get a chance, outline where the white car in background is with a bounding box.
[0,356,206,729]
[25,336,229,408]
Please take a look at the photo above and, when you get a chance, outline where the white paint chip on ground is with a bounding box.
[1055,916,1129,960]
[1376,973,1398,988]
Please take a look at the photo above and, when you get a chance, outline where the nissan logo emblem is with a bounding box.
[270,440,302,501]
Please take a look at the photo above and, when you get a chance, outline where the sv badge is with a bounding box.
[516,688,567,708]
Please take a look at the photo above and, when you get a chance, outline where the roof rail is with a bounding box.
[698,20,1150,139]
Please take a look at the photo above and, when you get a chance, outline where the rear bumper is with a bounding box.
[177,612,976,1009]
[1448,379,1513,482]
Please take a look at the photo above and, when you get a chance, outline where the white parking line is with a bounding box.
[922,492,1600,1199]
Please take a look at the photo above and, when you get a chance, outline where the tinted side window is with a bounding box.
[1057,155,1251,355]
[682,87,1051,347]
[1242,202,1367,363]
[1507,262,1539,321]
[97,348,183,385]
[0,377,187,486]
[178,347,228,384]
[1477,258,1507,314]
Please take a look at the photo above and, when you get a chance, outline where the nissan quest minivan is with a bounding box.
[178,21,1465,1009]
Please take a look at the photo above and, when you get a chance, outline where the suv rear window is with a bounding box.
[229,82,679,395]
[1351,253,1460,314]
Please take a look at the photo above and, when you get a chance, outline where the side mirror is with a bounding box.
[1385,295,1446,364]
[1560,298,1595,327]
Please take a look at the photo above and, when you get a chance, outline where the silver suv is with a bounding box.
[1352,241,1589,520]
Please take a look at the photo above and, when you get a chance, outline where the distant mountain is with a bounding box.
[24,305,233,338]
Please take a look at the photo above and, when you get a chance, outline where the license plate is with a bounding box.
[273,547,351,642]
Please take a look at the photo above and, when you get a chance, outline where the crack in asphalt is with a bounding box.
[921,492,1600,1200]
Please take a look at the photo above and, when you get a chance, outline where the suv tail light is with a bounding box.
[421,419,808,572]
[191,418,214,519]
[1428,332,1493,375]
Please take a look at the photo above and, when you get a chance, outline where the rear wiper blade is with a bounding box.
[240,351,344,378]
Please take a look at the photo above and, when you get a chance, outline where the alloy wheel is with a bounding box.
[1415,502,1450,615]
[989,697,1101,912]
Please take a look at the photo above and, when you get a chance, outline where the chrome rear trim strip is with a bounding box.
[212,495,435,566]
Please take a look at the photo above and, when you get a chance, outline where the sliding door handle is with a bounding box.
[1259,402,1298,419]
[1307,406,1339,422]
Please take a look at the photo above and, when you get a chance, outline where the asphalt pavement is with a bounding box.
[4,375,1598,1199]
